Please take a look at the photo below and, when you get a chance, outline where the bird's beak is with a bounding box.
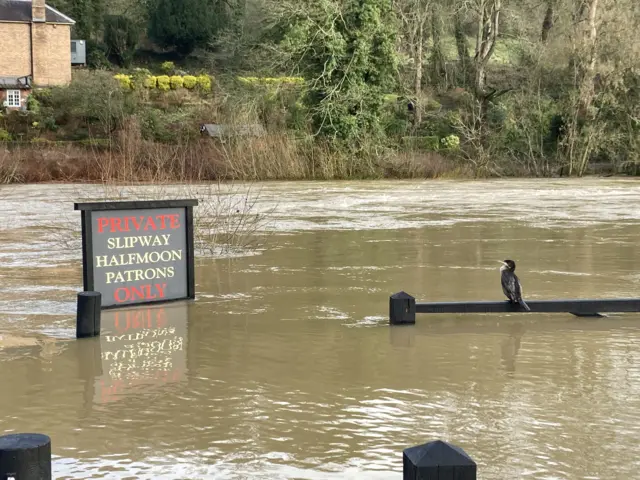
[497,260,507,266]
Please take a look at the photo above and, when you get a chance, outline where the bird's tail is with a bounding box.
[519,299,531,312]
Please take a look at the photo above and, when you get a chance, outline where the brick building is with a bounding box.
[0,0,75,109]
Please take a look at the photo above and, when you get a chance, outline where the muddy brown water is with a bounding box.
[0,179,639,479]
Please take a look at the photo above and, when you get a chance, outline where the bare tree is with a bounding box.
[430,1,447,87]
[395,0,432,125]
[472,0,502,96]
[564,0,600,174]
[453,7,470,65]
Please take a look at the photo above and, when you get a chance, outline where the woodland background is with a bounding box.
[1,0,638,182]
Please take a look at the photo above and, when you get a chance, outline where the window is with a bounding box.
[71,41,77,54]
[5,90,20,108]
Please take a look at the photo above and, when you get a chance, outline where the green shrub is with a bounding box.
[161,61,175,73]
[114,73,133,89]
[237,76,304,87]
[183,75,197,89]
[3,110,37,137]
[43,116,57,131]
[157,75,171,91]
[31,88,52,103]
[139,107,189,143]
[143,76,157,89]
[42,70,135,137]
[131,68,152,88]
[498,93,561,161]
[487,102,508,127]
[286,99,307,128]
[0,129,11,141]
[440,134,460,150]
[26,95,41,115]
[86,40,111,70]
[196,74,212,92]
[402,136,440,151]
[170,75,184,90]
[132,67,151,75]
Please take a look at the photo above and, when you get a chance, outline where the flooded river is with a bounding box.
[0,178,639,479]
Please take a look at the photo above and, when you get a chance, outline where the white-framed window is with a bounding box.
[5,90,21,108]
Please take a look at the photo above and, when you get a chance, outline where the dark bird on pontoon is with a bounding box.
[499,259,531,311]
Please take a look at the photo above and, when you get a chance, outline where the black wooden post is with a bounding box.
[413,298,640,316]
[76,291,102,338]
[390,291,416,325]
[403,440,476,480]
[0,433,52,480]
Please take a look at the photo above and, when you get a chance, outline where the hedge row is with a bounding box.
[114,74,212,92]
[237,76,305,87]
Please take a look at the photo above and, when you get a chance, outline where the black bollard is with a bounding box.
[403,440,476,480]
[389,291,416,325]
[76,291,102,338]
[0,433,52,480]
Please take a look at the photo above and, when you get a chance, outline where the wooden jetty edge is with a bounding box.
[389,291,640,325]
[0,432,477,480]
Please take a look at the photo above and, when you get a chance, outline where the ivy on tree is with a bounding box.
[269,0,399,144]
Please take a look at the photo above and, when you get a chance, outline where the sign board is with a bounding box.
[94,303,189,404]
[74,200,198,309]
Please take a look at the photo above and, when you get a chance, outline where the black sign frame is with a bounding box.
[74,199,198,310]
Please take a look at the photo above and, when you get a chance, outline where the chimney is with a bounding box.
[32,0,46,22]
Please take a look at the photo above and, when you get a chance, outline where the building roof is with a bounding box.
[200,124,266,138]
[0,0,75,24]
[0,76,32,88]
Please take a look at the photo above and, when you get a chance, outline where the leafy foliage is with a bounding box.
[183,75,197,89]
[264,0,399,145]
[27,0,640,177]
[147,0,227,55]
[104,15,140,67]
[49,0,105,40]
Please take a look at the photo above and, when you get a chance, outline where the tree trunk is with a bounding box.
[577,0,599,115]
[430,3,446,88]
[566,0,600,175]
[473,0,501,98]
[394,0,431,124]
[414,19,424,125]
[453,9,469,83]
[585,0,599,76]
[541,0,554,43]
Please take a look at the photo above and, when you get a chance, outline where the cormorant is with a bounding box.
[499,260,531,311]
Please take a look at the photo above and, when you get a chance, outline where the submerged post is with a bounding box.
[76,291,101,338]
[0,433,52,480]
[403,440,476,480]
[390,291,416,325]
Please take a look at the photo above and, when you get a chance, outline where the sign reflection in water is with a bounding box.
[95,302,188,403]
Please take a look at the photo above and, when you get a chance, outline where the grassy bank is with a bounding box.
[0,69,474,183]
[0,59,636,184]
[0,140,468,184]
